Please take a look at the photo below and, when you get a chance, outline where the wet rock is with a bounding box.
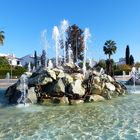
[91,84,102,95]
[70,99,84,105]
[89,95,105,102]
[107,75,115,83]
[53,79,65,93]
[69,80,85,96]
[41,77,53,85]
[72,73,84,81]
[105,82,116,91]
[27,87,37,103]
[46,69,56,80]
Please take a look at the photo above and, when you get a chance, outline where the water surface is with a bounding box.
[0,89,140,140]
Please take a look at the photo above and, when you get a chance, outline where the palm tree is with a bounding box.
[103,40,117,76]
[103,40,117,60]
[0,31,5,45]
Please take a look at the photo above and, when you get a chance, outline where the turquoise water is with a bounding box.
[0,89,140,140]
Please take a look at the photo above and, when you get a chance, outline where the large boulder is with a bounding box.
[72,73,84,81]
[91,84,102,95]
[89,95,105,102]
[69,80,85,96]
[46,69,56,80]
[62,73,73,84]
[53,79,65,93]
[27,87,37,103]
[105,82,116,91]
[41,77,53,85]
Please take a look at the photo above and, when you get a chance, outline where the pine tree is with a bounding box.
[65,24,84,63]
[125,45,130,65]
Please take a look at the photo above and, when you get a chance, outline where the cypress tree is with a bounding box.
[125,45,130,64]
[34,51,38,69]
[129,55,134,65]
[41,50,46,67]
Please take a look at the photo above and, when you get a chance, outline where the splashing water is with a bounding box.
[41,30,48,67]
[28,62,31,72]
[41,30,48,52]
[131,67,137,93]
[17,74,28,104]
[48,59,53,69]
[83,28,91,77]
[52,26,60,67]
[60,19,69,63]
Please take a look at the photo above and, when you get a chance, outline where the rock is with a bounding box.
[46,69,56,80]
[69,80,85,96]
[53,68,63,76]
[52,96,69,104]
[70,99,84,105]
[107,75,115,82]
[89,95,105,102]
[41,77,53,85]
[27,87,37,103]
[105,82,116,91]
[102,89,112,99]
[53,79,65,93]
[57,71,65,78]
[93,70,100,76]
[72,73,84,81]
[64,62,75,69]
[94,76,101,84]
[41,98,52,105]
[62,73,73,84]
[91,84,102,95]
[24,72,32,77]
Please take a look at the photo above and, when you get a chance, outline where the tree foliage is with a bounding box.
[65,24,84,63]
[103,40,117,76]
[0,57,10,69]
[129,55,134,65]
[34,51,38,69]
[103,40,117,60]
[125,45,130,65]
[0,31,5,45]
[41,50,46,67]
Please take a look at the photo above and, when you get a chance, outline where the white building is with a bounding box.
[0,53,22,66]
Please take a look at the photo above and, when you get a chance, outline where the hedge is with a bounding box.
[114,70,131,76]
[0,68,26,79]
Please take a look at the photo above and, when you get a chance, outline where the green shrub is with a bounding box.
[0,66,26,79]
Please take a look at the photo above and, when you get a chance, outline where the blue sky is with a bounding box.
[0,0,140,62]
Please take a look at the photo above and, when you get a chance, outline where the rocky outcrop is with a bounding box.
[5,64,127,105]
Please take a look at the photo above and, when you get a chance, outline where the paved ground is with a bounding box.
[0,79,18,88]
[114,75,131,81]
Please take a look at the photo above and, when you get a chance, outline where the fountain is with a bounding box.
[48,59,53,69]
[131,67,137,92]
[122,71,126,81]
[28,62,31,72]
[83,28,91,77]
[52,26,60,67]
[17,74,29,107]
[100,68,105,75]
[6,72,10,85]
[61,19,69,64]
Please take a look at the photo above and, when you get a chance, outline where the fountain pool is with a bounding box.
[0,88,140,140]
